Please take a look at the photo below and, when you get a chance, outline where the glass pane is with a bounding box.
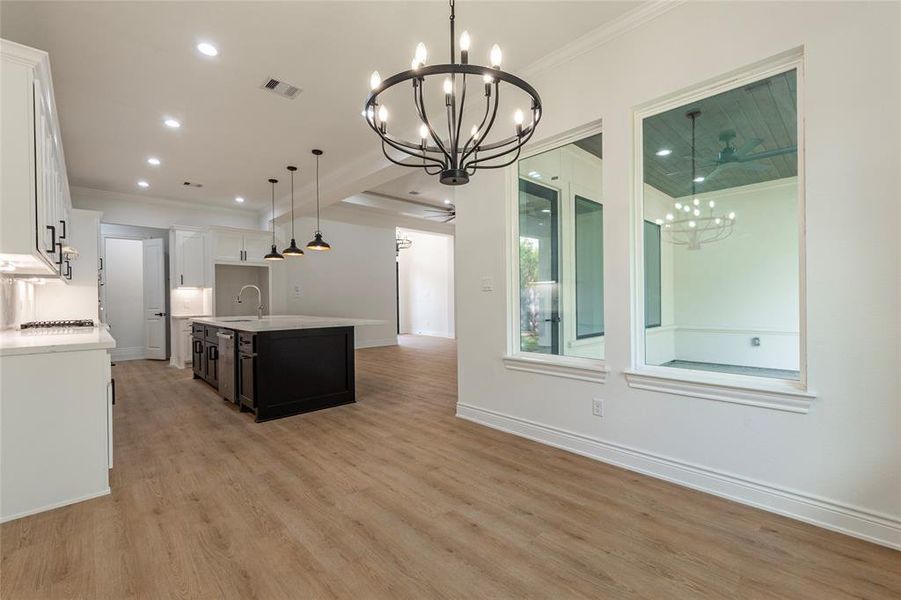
[642,69,799,380]
[644,221,662,328]
[517,132,604,359]
[519,179,559,354]
[575,197,604,338]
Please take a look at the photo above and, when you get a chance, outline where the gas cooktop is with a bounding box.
[20,319,95,329]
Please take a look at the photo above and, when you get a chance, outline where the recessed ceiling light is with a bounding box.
[693,176,705,183]
[541,209,551,214]
[656,148,672,156]
[137,180,150,188]
[164,118,181,129]
[196,42,218,57]
[235,196,245,203]
[147,157,161,166]
[444,199,451,204]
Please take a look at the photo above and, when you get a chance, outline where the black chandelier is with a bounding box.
[363,0,542,186]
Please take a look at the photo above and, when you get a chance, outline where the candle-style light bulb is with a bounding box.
[443,78,453,95]
[460,31,471,52]
[514,108,524,136]
[490,44,502,68]
[378,105,388,123]
[369,71,381,90]
[419,123,429,140]
[415,42,427,66]
[470,124,479,138]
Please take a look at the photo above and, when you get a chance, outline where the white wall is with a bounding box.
[455,1,900,548]
[104,238,143,359]
[397,229,455,338]
[269,215,398,348]
[71,186,259,229]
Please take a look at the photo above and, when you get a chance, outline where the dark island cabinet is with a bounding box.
[192,324,220,388]
[195,324,356,422]
[238,332,256,410]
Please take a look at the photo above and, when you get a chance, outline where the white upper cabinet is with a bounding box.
[211,230,244,263]
[210,228,272,265]
[1,39,73,278]
[173,229,206,288]
[241,233,272,265]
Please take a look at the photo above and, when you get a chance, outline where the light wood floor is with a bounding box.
[2,335,898,599]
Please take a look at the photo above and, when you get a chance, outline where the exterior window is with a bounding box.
[517,132,604,360]
[640,68,800,380]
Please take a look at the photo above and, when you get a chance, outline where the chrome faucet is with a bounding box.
[236,285,264,319]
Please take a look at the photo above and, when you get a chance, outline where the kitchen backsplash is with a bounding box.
[0,275,35,330]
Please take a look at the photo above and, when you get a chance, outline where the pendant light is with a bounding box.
[306,149,331,251]
[264,178,284,261]
[281,165,304,256]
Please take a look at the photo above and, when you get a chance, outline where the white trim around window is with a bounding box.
[504,119,608,384]
[628,48,815,412]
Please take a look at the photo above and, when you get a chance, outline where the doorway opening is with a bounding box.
[396,228,455,339]
[100,224,169,361]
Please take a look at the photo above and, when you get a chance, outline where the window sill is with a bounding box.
[623,367,815,413]
[503,354,608,383]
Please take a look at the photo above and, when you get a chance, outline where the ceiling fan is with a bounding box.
[669,129,797,181]
[424,203,456,223]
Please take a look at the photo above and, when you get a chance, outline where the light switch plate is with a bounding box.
[592,398,604,417]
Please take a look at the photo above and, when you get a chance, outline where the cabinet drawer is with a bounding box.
[238,332,256,354]
[204,326,220,342]
[191,324,205,337]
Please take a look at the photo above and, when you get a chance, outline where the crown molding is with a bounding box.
[522,0,686,77]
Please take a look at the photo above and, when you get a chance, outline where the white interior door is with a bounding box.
[142,238,167,360]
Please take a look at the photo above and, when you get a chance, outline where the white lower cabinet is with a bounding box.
[0,347,113,521]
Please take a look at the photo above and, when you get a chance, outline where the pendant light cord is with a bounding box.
[271,180,276,245]
[290,170,295,238]
[315,153,321,233]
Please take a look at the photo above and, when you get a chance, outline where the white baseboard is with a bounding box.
[0,487,111,523]
[110,347,144,361]
[355,337,397,349]
[456,402,901,550]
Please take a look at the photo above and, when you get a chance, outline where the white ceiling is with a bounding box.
[0,1,639,216]
[368,169,455,207]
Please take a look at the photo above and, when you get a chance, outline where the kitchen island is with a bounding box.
[191,316,384,422]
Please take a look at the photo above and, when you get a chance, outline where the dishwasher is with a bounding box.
[217,330,236,404]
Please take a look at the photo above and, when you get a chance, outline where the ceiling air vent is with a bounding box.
[261,77,301,100]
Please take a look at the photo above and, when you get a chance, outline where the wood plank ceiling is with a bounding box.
[643,70,798,198]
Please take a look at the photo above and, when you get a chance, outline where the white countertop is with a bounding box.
[0,326,117,357]
[190,315,385,333]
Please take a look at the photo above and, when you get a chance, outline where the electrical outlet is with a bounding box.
[592,398,604,417]
[480,276,493,292]
[292,285,302,299]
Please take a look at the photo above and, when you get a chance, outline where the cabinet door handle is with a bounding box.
[59,220,67,240]
[180,274,184,285]
[56,242,64,267]
[65,260,72,280]
[46,224,57,253]
[193,340,203,354]
[208,346,218,361]
[111,378,116,405]
[99,257,103,270]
